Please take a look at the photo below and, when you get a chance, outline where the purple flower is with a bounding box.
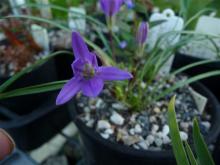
[136,22,149,45]
[100,0,123,17]
[56,32,132,105]
[119,41,127,49]
[124,0,134,9]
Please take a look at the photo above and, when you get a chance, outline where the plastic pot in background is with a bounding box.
[0,58,58,114]
[0,93,72,151]
[53,49,74,81]
[69,82,220,165]
[172,53,220,101]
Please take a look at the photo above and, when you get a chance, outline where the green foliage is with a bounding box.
[168,96,189,165]
[1,1,220,115]
[193,119,215,165]
[168,96,215,165]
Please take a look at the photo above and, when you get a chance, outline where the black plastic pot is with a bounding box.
[172,53,220,101]
[53,49,74,81]
[69,82,220,165]
[0,93,72,151]
[0,58,58,114]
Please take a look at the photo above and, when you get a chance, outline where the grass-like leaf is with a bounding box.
[168,96,189,165]
[155,70,220,101]
[184,141,198,165]
[193,119,215,165]
[0,80,67,99]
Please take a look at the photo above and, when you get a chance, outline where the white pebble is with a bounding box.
[162,125,170,136]
[140,82,146,89]
[138,141,149,150]
[86,119,94,127]
[153,107,161,113]
[110,112,125,126]
[149,116,156,122]
[180,131,188,141]
[97,120,111,130]
[151,124,159,134]
[112,103,127,110]
[201,121,211,130]
[95,98,103,108]
[100,133,109,139]
[129,128,135,135]
[83,107,90,113]
[155,138,163,147]
[146,135,155,144]
[180,122,189,129]
[162,135,171,144]
[105,128,114,135]
[134,124,142,134]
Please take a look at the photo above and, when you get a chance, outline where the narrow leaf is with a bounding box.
[0,80,67,99]
[184,141,198,165]
[193,119,215,165]
[168,96,190,165]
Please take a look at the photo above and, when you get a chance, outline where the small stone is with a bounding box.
[151,124,159,134]
[84,113,90,121]
[129,128,135,135]
[110,112,125,126]
[153,107,161,113]
[146,135,155,145]
[155,132,163,138]
[162,135,171,144]
[78,103,84,107]
[149,116,157,123]
[86,119,95,127]
[180,122,189,130]
[201,121,211,130]
[90,105,96,110]
[140,82,146,89]
[162,125,170,136]
[105,128,114,135]
[123,136,141,146]
[97,120,111,130]
[180,131,188,141]
[83,106,90,113]
[100,133,109,139]
[130,114,138,123]
[155,138,163,147]
[133,144,140,150]
[95,98,104,108]
[134,124,142,134]
[112,103,127,110]
[138,141,149,150]
[117,128,128,141]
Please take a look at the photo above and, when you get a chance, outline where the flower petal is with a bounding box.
[97,66,133,80]
[56,77,82,105]
[100,0,123,16]
[90,52,98,68]
[81,78,104,97]
[72,32,92,60]
[136,22,149,45]
[72,59,84,76]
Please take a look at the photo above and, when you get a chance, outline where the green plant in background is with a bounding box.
[168,96,215,165]
[1,0,220,110]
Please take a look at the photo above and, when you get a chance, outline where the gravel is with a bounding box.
[76,76,212,151]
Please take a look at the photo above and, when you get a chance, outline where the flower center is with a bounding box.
[82,63,95,79]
